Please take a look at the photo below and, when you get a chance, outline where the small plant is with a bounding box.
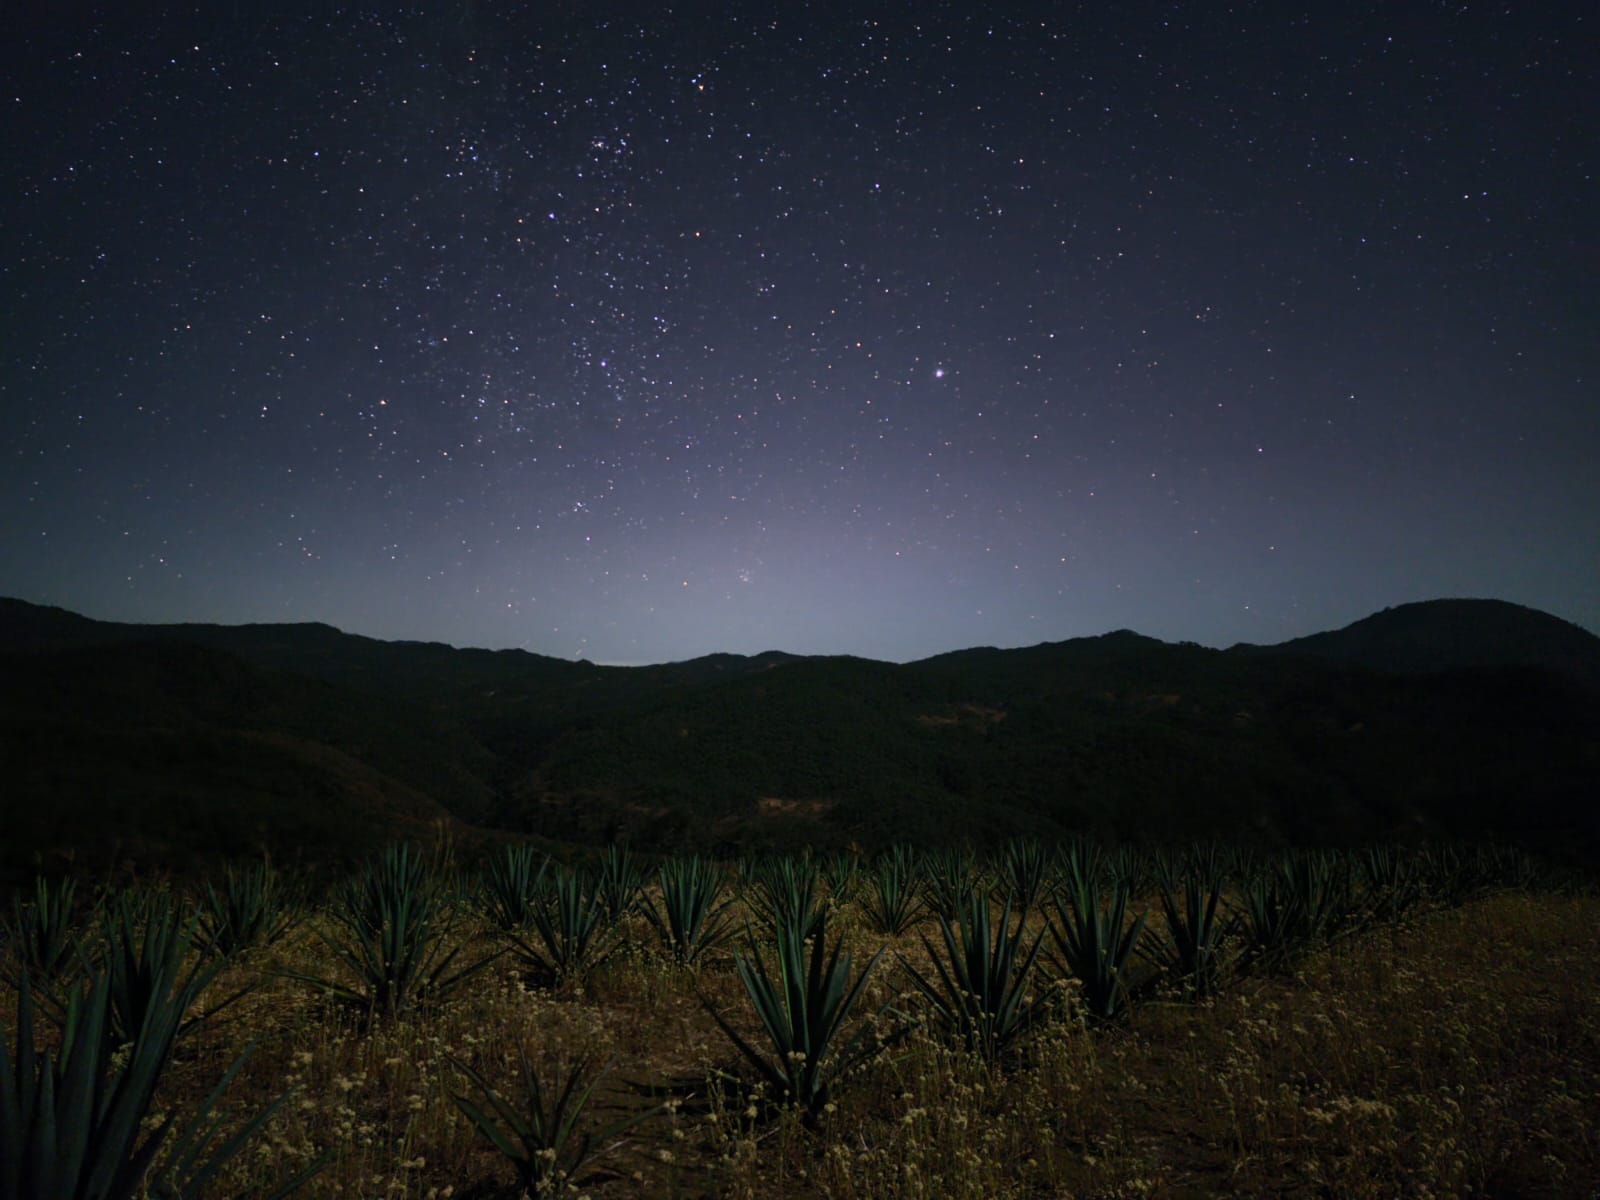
[1046,845,1149,1021]
[705,910,886,1121]
[1142,843,1237,1000]
[2,875,84,982]
[95,889,247,1052]
[859,844,927,936]
[1236,859,1302,973]
[898,887,1052,1060]
[993,836,1055,916]
[287,843,500,1020]
[478,844,549,932]
[921,845,977,922]
[732,855,762,897]
[1236,849,1353,972]
[1,960,319,1200]
[821,851,861,904]
[1426,842,1537,903]
[1357,845,1418,927]
[644,855,737,967]
[1106,843,1149,893]
[748,854,826,940]
[1293,849,1359,941]
[1481,843,1541,893]
[507,864,616,985]
[594,844,646,924]
[195,859,299,959]
[451,1048,657,1194]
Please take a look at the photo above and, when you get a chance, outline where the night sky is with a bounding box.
[4,5,1594,664]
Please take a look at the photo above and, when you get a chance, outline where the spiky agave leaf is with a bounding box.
[859,844,927,936]
[1236,865,1300,973]
[1,958,319,1200]
[821,851,861,904]
[1358,845,1424,928]
[748,854,826,940]
[593,845,646,924]
[148,1043,329,1200]
[921,846,977,923]
[450,1048,658,1193]
[704,910,886,1119]
[1045,852,1150,1022]
[1292,849,1357,942]
[478,844,549,932]
[1,965,170,1200]
[195,860,300,960]
[2,875,85,984]
[993,837,1055,917]
[95,889,247,1052]
[506,865,616,985]
[898,887,1052,1060]
[1235,849,1353,972]
[643,855,736,967]
[1106,843,1150,894]
[1141,843,1238,1000]
[285,843,501,1020]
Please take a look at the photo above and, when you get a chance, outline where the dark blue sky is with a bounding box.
[4,4,1594,663]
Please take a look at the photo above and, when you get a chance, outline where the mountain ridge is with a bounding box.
[1,596,1596,876]
[1229,598,1600,693]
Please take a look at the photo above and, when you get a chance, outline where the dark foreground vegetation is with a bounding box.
[5,839,1598,1198]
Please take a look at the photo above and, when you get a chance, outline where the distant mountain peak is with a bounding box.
[1232,597,1600,691]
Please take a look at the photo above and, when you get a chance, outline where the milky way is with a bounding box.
[3,6,1594,662]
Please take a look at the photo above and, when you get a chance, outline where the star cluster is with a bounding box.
[3,6,1594,661]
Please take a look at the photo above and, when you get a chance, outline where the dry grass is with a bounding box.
[5,881,1597,1199]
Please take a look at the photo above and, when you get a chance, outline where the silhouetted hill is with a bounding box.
[1,596,1596,874]
[0,597,592,698]
[0,636,499,878]
[1231,599,1600,693]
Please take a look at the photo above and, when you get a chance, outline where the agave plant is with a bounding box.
[1232,849,1345,971]
[859,844,927,936]
[748,854,826,940]
[1357,845,1424,929]
[644,855,737,967]
[478,844,550,932]
[451,1048,657,1194]
[1141,844,1237,1000]
[820,851,861,904]
[1045,846,1149,1022]
[706,910,886,1120]
[1,958,321,1200]
[196,860,299,959]
[1435,843,1485,905]
[1490,843,1541,890]
[898,887,1052,1060]
[921,846,977,923]
[506,865,616,985]
[1235,859,1303,973]
[1304,850,1360,940]
[287,843,500,1020]
[993,837,1055,916]
[732,855,763,898]
[2,875,84,983]
[1106,843,1150,893]
[593,845,646,924]
[93,889,252,1053]
[1433,842,1538,901]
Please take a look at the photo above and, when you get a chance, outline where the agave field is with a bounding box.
[2,839,1597,1198]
